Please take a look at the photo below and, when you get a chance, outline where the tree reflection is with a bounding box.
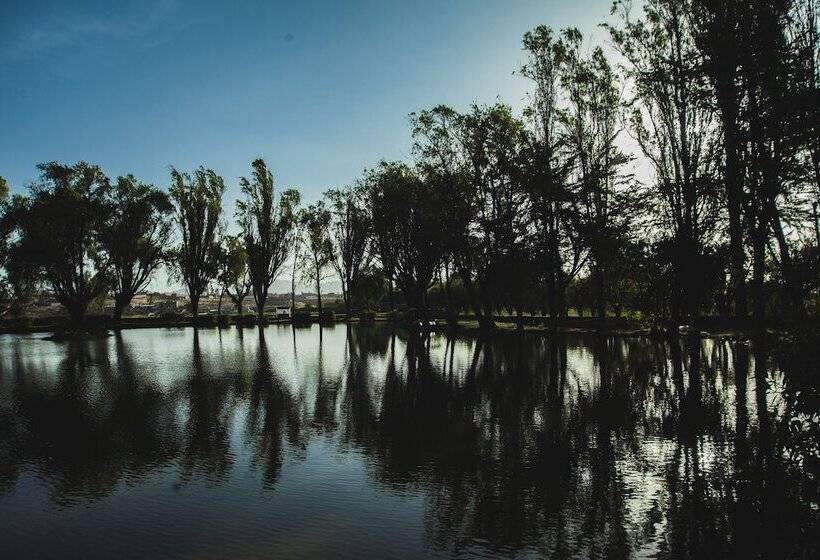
[0,326,815,557]
[2,335,179,504]
[333,328,818,558]
[244,327,304,487]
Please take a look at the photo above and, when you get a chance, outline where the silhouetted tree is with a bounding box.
[608,0,722,321]
[520,25,581,320]
[169,166,224,319]
[558,29,634,320]
[692,0,750,317]
[98,175,173,321]
[237,159,300,321]
[325,184,373,315]
[368,161,450,316]
[299,202,334,317]
[4,162,109,325]
[216,234,251,316]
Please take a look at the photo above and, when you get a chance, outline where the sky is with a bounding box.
[0,0,614,291]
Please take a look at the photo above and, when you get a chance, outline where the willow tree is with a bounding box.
[169,166,224,319]
[237,159,300,321]
[608,0,721,320]
[4,162,109,325]
[99,175,173,321]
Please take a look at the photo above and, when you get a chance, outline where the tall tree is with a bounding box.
[299,202,334,318]
[457,104,531,326]
[325,184,372,315]
[169,166,224,320]
[0,176,11,313]
[4,162,109,325]
[519,26,582,320]
[237,159,300,321]
[692,0,750,317]
[608,0,722,320]
[558,29,633,320]
[741,0,810,317]
[410,106,482,321]
[98,175,173,321]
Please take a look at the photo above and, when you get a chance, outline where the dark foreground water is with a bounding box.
[0,326,817,559]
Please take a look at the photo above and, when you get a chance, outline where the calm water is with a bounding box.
[0,325,817,559]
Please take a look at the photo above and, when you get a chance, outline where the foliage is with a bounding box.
[298,202,334,316]
[325,184,373,314]
[3,162,109,324]
[237,159,300,319]
[217,233,251,316]
[169,166,224,319]
[98,174,173,320]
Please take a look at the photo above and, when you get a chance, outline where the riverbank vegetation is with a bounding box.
[1,0,818,331]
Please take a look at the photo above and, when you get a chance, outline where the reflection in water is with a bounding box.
[0,326,817,558]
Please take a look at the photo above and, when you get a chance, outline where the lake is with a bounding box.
[0,325,817,559]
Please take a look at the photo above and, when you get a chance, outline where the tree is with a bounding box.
[456,104,532,326]
[169,166,224,320]
[237,159,300,321]
[290,222,303,316]
[557,29,634,320]
[0,176,10,314]
[691,0,750,317]
[368,161,451,316]
[3,162,109,325]
[325,184,372,316]
[520,26,581,321]
[608,0,722,320]
[98,175,173,321]
[217,234,252,317]
[298,202,334,317]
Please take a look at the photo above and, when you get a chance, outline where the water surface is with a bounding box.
[0,325,817,558]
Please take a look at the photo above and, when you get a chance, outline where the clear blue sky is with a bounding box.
[1,0,613,206]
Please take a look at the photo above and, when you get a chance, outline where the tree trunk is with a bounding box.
[768,201,804,315]
[316,275,323,319]
[113,296,126,323]
[594,260,606,322]
[751,223,767,321]
[722,110,748,318]
[190,295,200,320]
[67,302,86,328]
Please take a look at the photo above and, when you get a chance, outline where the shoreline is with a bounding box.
[1,313,816,338]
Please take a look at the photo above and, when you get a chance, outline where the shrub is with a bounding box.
[320,309,336,323]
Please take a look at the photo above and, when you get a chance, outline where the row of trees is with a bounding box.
[1,0,818,326]
[364,0,820,325]
[0,158,379,324]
